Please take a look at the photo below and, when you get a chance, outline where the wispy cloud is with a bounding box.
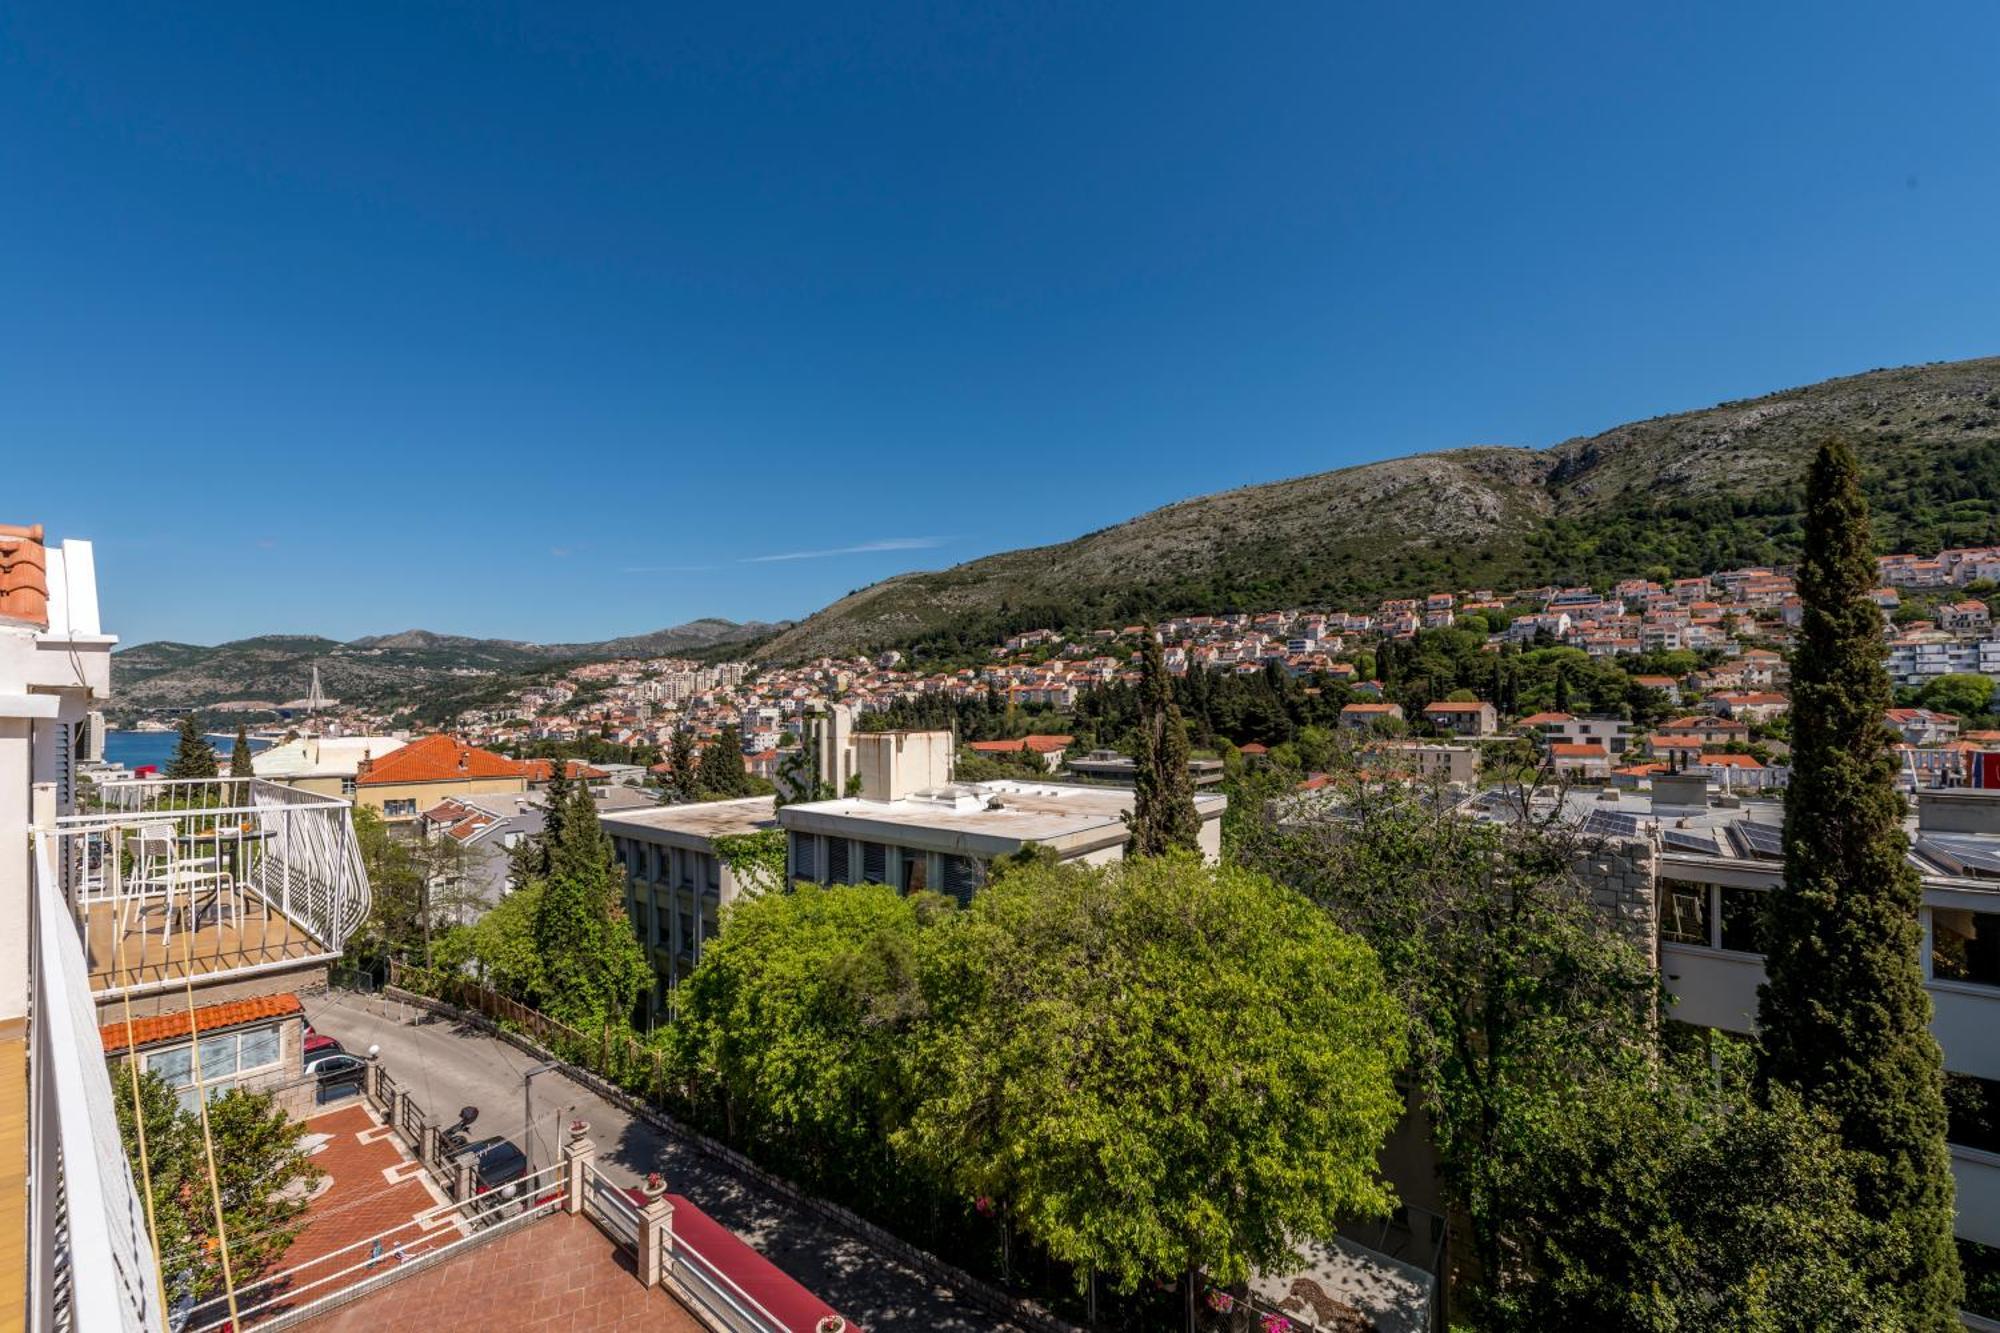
[743,537,943,564]
[621,564,716,574]
[550,546,573,558]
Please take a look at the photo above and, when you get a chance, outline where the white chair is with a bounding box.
[123,823,232,945]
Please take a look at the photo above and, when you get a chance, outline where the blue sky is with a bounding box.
[5,3,1998,647]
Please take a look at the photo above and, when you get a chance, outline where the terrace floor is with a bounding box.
[291,1212,703,1333]
[82,891,323,991]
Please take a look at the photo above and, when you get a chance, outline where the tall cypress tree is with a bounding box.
[165,715,218,780]
[1126,629,1199,857]
[696,726,752,799]
[228,725,256,782]
[1758,437,1961,1323]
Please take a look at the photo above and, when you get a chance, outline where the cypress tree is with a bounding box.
[696,726,752,799]
[1126,629,1199,857]
[1758,437,1961,1323]
[165,715,218,780]
[228,725,255,782]
[1553,662,1572,714]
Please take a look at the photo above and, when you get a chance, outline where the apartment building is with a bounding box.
[603,796,779,1021]
[8,520,378,1328]
[352,734,533,821]
[1420,700,1497,737]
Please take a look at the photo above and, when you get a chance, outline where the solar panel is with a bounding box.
[1662,828,1719,856]
[1917,834,2000,878]
[1579,809,1641,839]
[1731,822,1785,861]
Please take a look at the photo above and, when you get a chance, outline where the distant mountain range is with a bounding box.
[761,357,2000,661]
[110,618,784,721]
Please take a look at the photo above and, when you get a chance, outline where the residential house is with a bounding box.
[1340,702,1405,732]
[1888,708,1962,747]
[965,733,1075,772]
[353,734,533,822]
[1420,700,1498,737]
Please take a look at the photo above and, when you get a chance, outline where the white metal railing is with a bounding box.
[28,834,167,1333]
[45,777,371,995]
[584,1165,641,1249]
[187,1161,568,1332]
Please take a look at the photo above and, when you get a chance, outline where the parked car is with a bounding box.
[303,1031,342,1059]
[305,1051,367,1084]
[458,1137,531,1225]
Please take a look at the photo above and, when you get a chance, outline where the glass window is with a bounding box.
[146,1045,194,1089]
[197,1033,240,1082]
[1934,908,2000,987]
[1949,1072,2000,1154]
[1718,887,1767,955]
[238,1025,281,1072]
[1658,878,1711,946]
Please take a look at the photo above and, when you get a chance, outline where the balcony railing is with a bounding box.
[28,833,167,1332]
[45,777,372,996]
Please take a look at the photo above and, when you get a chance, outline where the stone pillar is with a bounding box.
[453,1155,475,1203]
[1575,835,1661,963]
[419,1118,438,1170]
[636,1173,674,1288]
[561,1120,594,1216]
[364,1060,381,1104]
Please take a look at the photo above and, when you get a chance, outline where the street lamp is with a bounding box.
[522,1061,562,1170]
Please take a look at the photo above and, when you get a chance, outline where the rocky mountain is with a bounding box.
[762,358,2000,661]
[111,618,784,720]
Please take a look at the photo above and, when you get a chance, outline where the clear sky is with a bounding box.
[6,3,1998,647]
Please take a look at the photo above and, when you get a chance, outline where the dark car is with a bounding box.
[458,1137,532,1224]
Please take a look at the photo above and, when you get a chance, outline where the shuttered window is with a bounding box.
[860,842,887,884]
[941,855,982,906]
[827,838,850,884]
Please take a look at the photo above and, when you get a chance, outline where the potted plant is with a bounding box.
[815,1318,846,1333]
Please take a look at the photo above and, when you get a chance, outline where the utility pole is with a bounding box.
[523,1060,561,1171]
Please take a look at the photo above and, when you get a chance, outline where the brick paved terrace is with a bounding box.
[291,1212,704,1333]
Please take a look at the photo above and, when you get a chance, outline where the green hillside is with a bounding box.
[762,358,2000,662]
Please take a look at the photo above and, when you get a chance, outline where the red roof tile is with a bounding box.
[0,523,48,629]
[101,993,302,1053]
[519,758,609,782]
[356,735,532,786]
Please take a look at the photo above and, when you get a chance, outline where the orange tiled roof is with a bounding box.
[101,993,302,1053]
[0,523,48,628]
[1549,742,1606,757]
[520,758,609,782]
[357,735,532,786]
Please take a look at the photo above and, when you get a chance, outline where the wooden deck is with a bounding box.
[0,1032,24,1333]
[82,891,326,991]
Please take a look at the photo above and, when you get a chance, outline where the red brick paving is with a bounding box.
[202,1102,458,1328]
[291,1212,705,1332]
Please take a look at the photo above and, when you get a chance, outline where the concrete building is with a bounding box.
[603,796,780,1022]
[1064,748,1228,787]
[250,734,407,797]
[780,773,1226,903]
[1419,700,1497,737]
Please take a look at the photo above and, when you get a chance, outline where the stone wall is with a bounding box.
[1573,835,1658,964]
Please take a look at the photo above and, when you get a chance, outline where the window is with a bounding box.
[341,778,357,796]
[1934,908,2000,988]
[1718,886,1767,954]
[383,799,418,818]
[1948,1072,2000,1154]
[143,1023,285,1109]
[941,855,982,906]
[827,838,850,884]
[631,899,649,942]
[901,852,928,895]
[789,833,816,882]
[1659,878,1711,945]
[861,842,888,884]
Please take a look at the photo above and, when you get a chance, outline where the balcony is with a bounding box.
[42,777,372,998]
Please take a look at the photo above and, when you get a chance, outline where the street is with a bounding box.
[303,988,1023,1333]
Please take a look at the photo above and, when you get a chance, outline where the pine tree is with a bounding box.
[1758,437,1961,1324]
[696,726,752,799]
[666,729,699,800]
[1126,630,1199,857]
[165,715,218,780]
[229,725,255,782]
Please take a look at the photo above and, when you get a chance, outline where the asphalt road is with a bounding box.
[303,988,1021,1333]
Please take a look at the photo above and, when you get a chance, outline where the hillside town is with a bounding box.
[247,540,2000,807]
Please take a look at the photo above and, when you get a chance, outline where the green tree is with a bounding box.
[1125,631,1199,856]
[531,778,649,1026]
[165,715,218,780]
[1758,438,1961,1323]
[1494,1047,1894,1331]
[436,879,547,1002]
[113,1071,318,1314]
[903,854,1405,1318]
[228,725,255,781]
[672,881,935,1196]
[695,726,754,800]
[1917,671,1995,719]
[1237,773,1656,1302]
[666,728,700,799]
